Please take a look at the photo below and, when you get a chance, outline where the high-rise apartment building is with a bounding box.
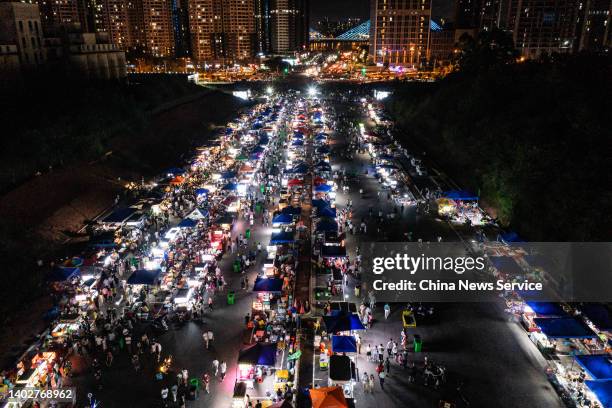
[172,0,191,57]
[139,0,174,57]
[0,2,46,67]
[269,0,309,54]
[506,0,578,57]
[35,0,80,34]
[188,0,256,65]
[94,0,132,49]
[576,0,611,51]
[255,0,271,54]
[369,0,432,67]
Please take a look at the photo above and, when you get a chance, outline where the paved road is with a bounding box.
[309,100,564,408]
[66,95,564,408]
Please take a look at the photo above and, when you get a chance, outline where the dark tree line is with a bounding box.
[387,32,611,241]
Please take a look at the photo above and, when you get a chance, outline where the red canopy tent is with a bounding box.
[313,176,327,186]
[288,178,304,187]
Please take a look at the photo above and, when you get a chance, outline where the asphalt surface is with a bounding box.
[65,96,565,408]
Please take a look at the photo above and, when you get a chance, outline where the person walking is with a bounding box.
[369,374,376,393]
[366,344,372,361]
[378,371,386,390]
[355,333,362,354]
[362,372,370,393]
[384,303,391,320]
[220,360,227,381]
[202,373,210,394]
[384,357,391,375]
[212,359,219,376]
[202,332,209,349]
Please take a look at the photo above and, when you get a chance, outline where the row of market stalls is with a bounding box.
[482,241,612,407]
[0,96,290,407]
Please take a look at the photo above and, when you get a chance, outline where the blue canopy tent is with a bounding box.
[312,199,331,210]
[178,218,198,228]
[317,146,331,154]
[281,206,302,215]
[195,188,209,197]
[533,317,598,339]
[270,231,295,245]
[47,266,80,282]
[222,182,238,191]
[321,245,347,258]
[315,135,327,142]
[575,355,612,380]
[225,127,233,135]
[252,122,263,130]
[253,277,284,292]
[293,133,304,139]
[443,190,479,201]
[316,160,331,168]
[258,136,269,145]
[316,220,338,233]
[220,171,237,179]
[323,313,365,332]
[250,153,261,161]
[238,343,278,366]
[318,206,336,218]
[490,256,524,276]
[579,304,612,331]
[331,335,357,353]
[377,164,397,169]
[314,184,333,193]
[292,164,309,174]
[188,207,209,220]
[165,167,186,175]
[127,269,162,285]
[252,146,265,154]
[525,302,567,317]
[378,154,395,161]
[272,213,293,224]
[586,380,612,408]
[292,140,304,146]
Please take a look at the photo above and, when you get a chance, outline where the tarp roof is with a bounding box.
[178,218,198,228]
[575,355,612,380]
[312,199,331,210]
[318,206,336,218]
[526,302,567,317]
[579,304,612,331]
[195,188,209,196]
[443,189,479,201]
[490,256,524,276]
[533,317,598,339]
[214,214,234,225]
[329,355,356,382]
[165,167,186,175]
[272,213,293,224]
[238,342,277,366]
[323,313,365,332]
[499,231,525,243]
[222,182,238,191]
[270,231,295,244]
[331,336,357,353]
[321,245,347,258]
[253,277,284,292]
[188,208,209,220]
[127,269,162,285]
[587,380,612,408]
[309,386,348,408]
[47,266,80,282]
[314,184,333,193]
[316,219,338,233]
[281,206,302,215]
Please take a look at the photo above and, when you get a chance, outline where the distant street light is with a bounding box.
[266,86,274,95]
[308,86,318,97]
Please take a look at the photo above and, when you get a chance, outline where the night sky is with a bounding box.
[309,0,454,25]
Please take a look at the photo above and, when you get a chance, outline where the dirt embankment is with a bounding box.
[0,90,244,243]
